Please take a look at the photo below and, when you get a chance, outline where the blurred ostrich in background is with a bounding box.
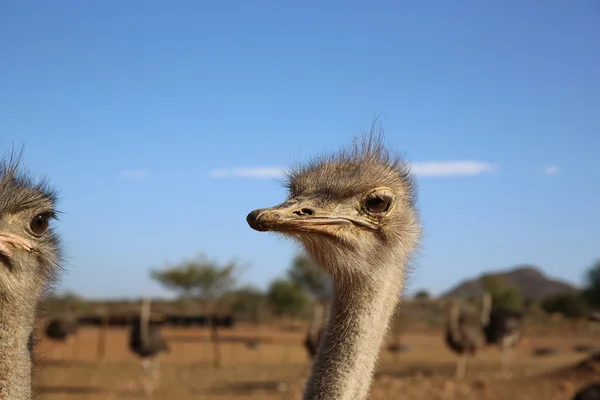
[481,292,523,371]
[129,298,169,395]
[444,299,485,379]
[44,314,79,359]
[573,383,600,400]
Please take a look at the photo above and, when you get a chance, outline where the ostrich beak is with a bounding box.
[0,233,33,259]
[246,198,377,233]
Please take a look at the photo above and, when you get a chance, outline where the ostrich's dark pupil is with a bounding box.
[366,198,390,213]
[30,214,49,235]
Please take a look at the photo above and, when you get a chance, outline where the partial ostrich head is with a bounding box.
[247,130,421,400]
[0,153,62,399]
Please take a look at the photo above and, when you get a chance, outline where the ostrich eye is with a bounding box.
[364,197,391,214]
[30,213,51,235]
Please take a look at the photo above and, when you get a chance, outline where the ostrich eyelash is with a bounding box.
[39,210,60,221]
[367,194,388,201]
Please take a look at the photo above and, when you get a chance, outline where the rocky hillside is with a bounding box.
[441,265,578,300]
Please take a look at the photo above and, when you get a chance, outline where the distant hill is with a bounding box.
[441,265,579,300]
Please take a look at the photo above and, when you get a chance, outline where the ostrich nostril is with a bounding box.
[294,208,314,216]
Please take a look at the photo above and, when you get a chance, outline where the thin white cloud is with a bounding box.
[119,169,148,180]
[210,166,284,179]
[543,165,559,176]
[210,161,498,179]
[411,161,499,177]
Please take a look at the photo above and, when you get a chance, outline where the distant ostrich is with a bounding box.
[247,131,421,399]
[573,384,600,400]
[304,302,325,360]
[445,299,485,379]
[481,292,523,370]
[44,316,78,341]
[589,311,600,322]
[44,315,79,358]
[0,154,63,399]
[129,298,169,395]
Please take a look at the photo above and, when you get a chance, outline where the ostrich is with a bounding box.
[304,302,325,360]
[589,311,600,323]
[44,315,79,359]
[573,384,600,400]
[481,292,523,371]
[247,131,421,400]
[44,316,78,341]
[0,154,62,399]
[444,299,485,379]
[129,298,169,395]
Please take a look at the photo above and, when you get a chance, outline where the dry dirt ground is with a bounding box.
[33,324,600,400]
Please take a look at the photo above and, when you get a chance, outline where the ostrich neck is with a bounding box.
[448,303,461,340]
[481,293,492,326]
[303,255,406,400]
[140,299,150,343]
[0,302,36,400]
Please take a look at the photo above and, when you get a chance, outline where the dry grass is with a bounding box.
[33,324,600,399]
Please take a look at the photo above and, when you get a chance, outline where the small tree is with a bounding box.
[149,264,201,298]
[267,279,309,318]
[541,293,588,319]
[150,254,243,368]
[414,290,430,301]
[150,254,240,307]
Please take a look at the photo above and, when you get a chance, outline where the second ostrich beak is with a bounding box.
[0,233,33,259]
[247,197,377,233]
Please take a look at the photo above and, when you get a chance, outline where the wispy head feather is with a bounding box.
[0,149,58,213]
[285,124,416,204]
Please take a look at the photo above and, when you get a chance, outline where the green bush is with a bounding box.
[481,275,523,311]
[541,293,588,319]
[583,260,600,308]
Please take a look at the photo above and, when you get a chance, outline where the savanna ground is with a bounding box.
[33,322,600,400]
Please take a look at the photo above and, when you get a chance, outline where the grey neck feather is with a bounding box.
[303,254,407,400]
[0,302,37,399]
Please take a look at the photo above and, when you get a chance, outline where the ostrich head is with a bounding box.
[247,133,420,279]
[0,155,61,306]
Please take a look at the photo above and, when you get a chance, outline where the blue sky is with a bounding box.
[1,1,598,299]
